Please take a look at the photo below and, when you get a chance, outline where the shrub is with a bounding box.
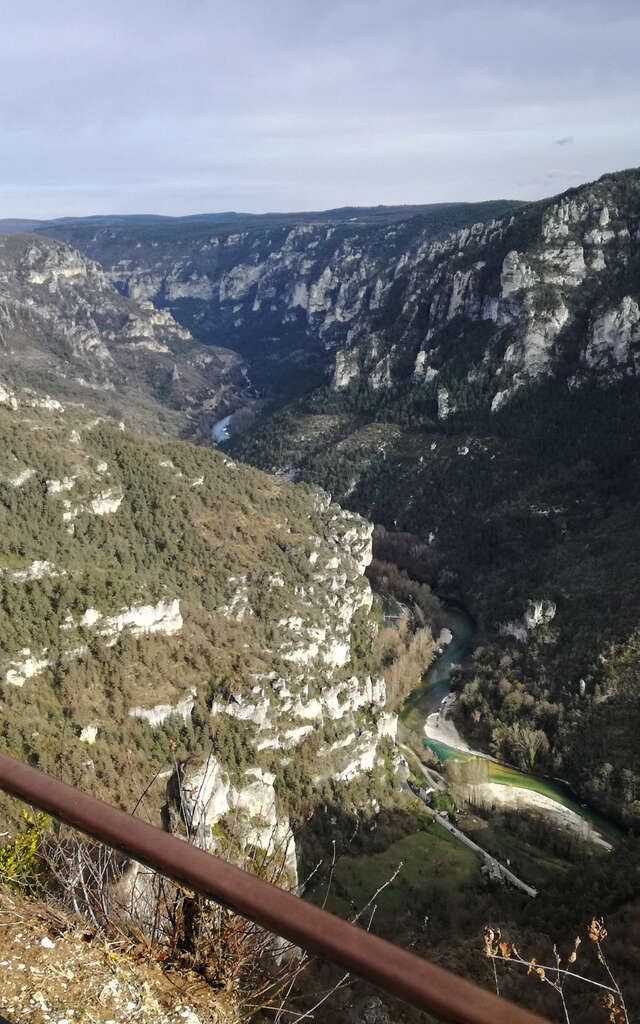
[0,811,50,892]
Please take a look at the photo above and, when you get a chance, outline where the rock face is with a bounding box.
[101,598,183,638]
[0,233,243,438]
[585,296,640,373]
[180,758,298,886]
[3,599,184,687]
[168,499,393,881]
[319,169,640,413]
[5,649,52,687]
[209,496,396,781]
[499,600,556,644]
[36,201,520,404]
[38,172,640,424]
[129,687,196,727]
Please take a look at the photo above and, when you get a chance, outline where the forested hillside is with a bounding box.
[227,168,640,824]
[0,383,423,852]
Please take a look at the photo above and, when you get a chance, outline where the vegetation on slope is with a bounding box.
[0,389,409,832]
[226,170,640,824]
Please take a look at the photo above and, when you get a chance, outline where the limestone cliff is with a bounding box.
[328,168,640,413]
[35,172,640,425]
[0,233,242,438]
[327,167,638,415]
[36,201,520,405]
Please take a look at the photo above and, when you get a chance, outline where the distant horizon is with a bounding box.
[0,197,525,224]
[2,165,638,224]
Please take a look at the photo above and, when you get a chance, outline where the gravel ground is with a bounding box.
[0,888,235,1024]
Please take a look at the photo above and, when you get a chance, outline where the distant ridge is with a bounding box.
[0,199,522,236]
[0,218,46,233]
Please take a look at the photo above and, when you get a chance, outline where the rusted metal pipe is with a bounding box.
[0,752,551,1024]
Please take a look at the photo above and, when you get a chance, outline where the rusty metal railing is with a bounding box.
[0,752,551,1024]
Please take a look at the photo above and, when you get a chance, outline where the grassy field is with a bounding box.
[308,822,480,925]
[465,821,591,890]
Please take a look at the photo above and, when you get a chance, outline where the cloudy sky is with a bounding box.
[2,0,639,217]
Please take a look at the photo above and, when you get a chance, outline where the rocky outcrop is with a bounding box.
[208,498,397,782]
[3,599,184,688]
[0,234,243,438]
[499,600,556,644]
[180,757,298,886]
[101,599,183,637]
[0,559,62,582]
[585,296,640,374]
[324,170,640,414]
[5,649,52,687]
[129,687,197,728]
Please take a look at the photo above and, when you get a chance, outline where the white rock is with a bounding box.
[79,725,98,744]
[500,599,555,643]
[210,692,271,729]
[335,736,378,782]
[9,560,61,582]
[102,598,183,637]
[80,607,102,628]
[6,652,51,687]
[219,263,264,302]
[585,297,640,369]
[437,387,452,420]
[333,347,360,389]
[89,490,123,516]
[7,468,35,487]
[524,599,556,630]
[46,476,75,494]
[181,757,297,885]
[500,251,535,297]
[129,688,196,728]
[0,384,19,410]
[282,724,314,744]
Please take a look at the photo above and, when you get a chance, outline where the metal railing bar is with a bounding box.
[0,752,551,1024]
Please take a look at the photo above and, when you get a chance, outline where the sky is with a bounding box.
[1,0,639,218]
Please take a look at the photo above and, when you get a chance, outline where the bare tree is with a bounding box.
[483,918,628,1024]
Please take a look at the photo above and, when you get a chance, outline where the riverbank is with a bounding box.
[211,413,232,444]
[453,782,612,851]
[400,601,623,849]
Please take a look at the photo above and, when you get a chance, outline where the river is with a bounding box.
[399,603,623,844]
[400,603,475,731]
